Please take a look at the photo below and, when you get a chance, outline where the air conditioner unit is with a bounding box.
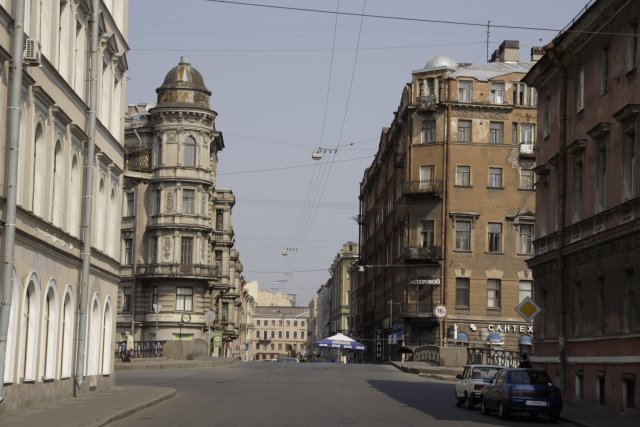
[24,38,41,66]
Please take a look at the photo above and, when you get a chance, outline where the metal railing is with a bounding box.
[467,347,521,367]
[116,340,166,359]
[134,263,220,278]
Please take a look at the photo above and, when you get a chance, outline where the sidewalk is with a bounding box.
[390,361,640,427]
[0,357,238,427]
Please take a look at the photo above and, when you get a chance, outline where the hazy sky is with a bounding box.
[127,0,591,305]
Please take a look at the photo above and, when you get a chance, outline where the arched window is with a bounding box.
[20,276,40,382]
[109,186,118,257]
[60,288,74,378]
[58,0,71,80]
[155,137,163,167]
[183,136,196,167]
[74,20,87,97]
[52,140,64,227]
[96,178,106,250]
[69,153,81,237]
[42,283,58,380]
[32,123,46,217]
[101,298,113,375]
[87,295,101,375]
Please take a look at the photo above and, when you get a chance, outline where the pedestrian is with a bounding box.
[126,331,135,361]
[519,353,532,368]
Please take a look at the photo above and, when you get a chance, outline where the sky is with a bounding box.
[126,0,591,306]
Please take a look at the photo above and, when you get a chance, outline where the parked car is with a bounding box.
[455,364,502,408]
[481,368,562,422]
[278,357,300,363]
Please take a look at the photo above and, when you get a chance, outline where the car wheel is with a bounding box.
[498,402,509,419]
[463,392,473,409]
[549,412,560,423]
[480,399,489,415]
[455,391,463,407]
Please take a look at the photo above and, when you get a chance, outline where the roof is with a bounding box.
[254,306,309,317]
[156,56,212,109]
[449,61,535,81]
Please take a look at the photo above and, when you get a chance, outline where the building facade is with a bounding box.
[354,41,538,362]
[329,241,358,336]
[0,0,128,412]
[252,306,309,361]
[118,57,243,357]
[524,0,640,413]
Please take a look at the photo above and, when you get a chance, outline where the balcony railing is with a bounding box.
[403,180,443,196]
[403,246,441,261]
[416,95,437,111]
[401,303,434,317]
[134,263,220,278]
[519,143,535,157]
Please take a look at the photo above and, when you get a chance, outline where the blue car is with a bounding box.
[481,368,562,422]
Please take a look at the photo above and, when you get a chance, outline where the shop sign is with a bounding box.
[375,329,384,361]
[488,324,534,333]
[410,278,441,286]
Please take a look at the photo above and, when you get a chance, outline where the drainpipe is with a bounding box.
[0,0,25,403]
[75,0,100,391]
[557,65,568,395]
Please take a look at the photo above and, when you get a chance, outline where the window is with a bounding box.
[419,220,435,248]
[622,269,635,333]
[623,375,636,409]
[488,167,503,188]
[456,165,471,187]
[487,223,502,253]
[271,320,275,326]
[294,321,298,326]
[573,282,583,337]
[490,82,505,104]
[293,331,297,339]
[543,96,551,138]
[518,224,534,255]
[301,321,305,327]
[285,331,290,339]
[628,22,638,71]
[458,80,472,102]
[176,287,193,311]
[154,189,161,215]
[278,331,282,339]
[216,209,224,230]
[183,189,195,214]
[455,219,472,251]
[419,165,435,188]
[270,331,275,338]
[423,119,436,143]
[518,280,532,303]
[596,142,607,213]
[150,236,158,263]
[513,82,537,107]
[487,279,501,309]
[457,120,471,142]
[122,287,132,312]
[124,238,133,265]
[455,278,470,308]
[125,192,135,216]
[520,168,534,190]
[520,124,535,145]
[301,331,305,339]
[601,47,609,95]
[215,250,222,275]
[184,136,196,167]
[150,286,158,311]
[577,65,585,112]
[256,320,261,326]
[573,154,584,221]
[623,125,636,201]
[181,237,193,265]
[490,122,504,144]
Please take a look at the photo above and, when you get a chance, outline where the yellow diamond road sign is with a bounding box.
[515,296,541,322]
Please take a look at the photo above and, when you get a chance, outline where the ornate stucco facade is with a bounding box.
[118,57,243,357]
[0,0,128,413]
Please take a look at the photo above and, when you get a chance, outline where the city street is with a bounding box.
[113,363,568,427]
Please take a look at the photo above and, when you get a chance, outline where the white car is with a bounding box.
[455,364,502,409]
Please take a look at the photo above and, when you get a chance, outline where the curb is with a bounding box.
[93,387,177,427]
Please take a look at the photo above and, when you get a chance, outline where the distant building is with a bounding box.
[524,0,640,413]
[329,242,359,336]
[119,57,243,357]
[354,41,539,362]
[252,307,309,361]
[0,1,128,413]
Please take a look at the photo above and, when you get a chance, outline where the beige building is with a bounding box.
[354,41,538,362]
[524,0,640,412]
[0,0,128,412]
[252,306,309,361]
[118,57,244,358]
[329,242,358,337]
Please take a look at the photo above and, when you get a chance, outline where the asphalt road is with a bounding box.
[114,362,569,427]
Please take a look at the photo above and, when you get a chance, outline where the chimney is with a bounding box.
[530,46,545,61]
[491,40,520,63]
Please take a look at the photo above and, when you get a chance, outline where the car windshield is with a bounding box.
[509,370,552,384]
[472,367,501,382]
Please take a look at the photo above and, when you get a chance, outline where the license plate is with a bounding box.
[525,400,549,407]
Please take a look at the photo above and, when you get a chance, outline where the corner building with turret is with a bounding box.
[118,57,244,357]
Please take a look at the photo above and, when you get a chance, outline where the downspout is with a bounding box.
[75,0,100,390]
[0,0,25,403]
[557,65,568,395]
[440,85,450,346]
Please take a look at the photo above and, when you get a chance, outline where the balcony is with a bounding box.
[403,246,441,261]
[403,180,443,197]
[401,303,434,318]
[518,143,535,158]
[134,263,220,279]
[125,147,152,173]
[416,95,437,111]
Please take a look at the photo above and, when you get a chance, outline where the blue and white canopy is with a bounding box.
[315,333,367,351]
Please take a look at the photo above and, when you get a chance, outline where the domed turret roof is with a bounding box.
[424,55,458,70]
[156,56,212,108]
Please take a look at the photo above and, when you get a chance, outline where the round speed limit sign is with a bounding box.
[434,304,447,318]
